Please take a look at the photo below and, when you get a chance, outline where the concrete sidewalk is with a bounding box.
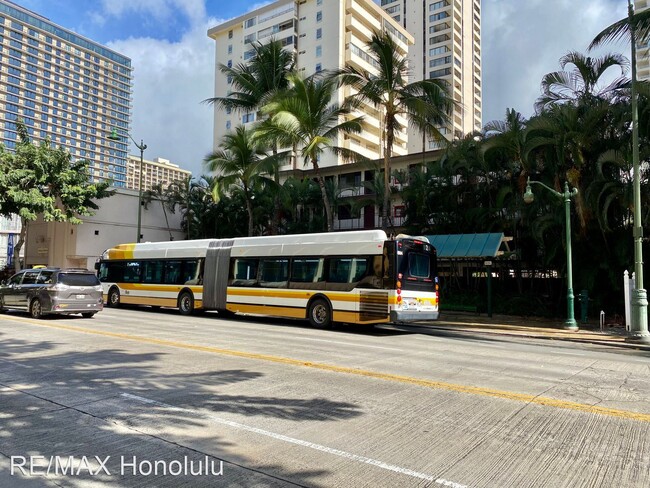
[424,311,650,351]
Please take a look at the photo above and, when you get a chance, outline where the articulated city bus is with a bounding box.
[96,230,439,327]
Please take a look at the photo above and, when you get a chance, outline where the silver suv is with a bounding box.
[0,268,103,319]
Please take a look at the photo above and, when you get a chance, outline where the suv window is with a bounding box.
[57,273,100,287]
[22,271,40,284]
[8,273,22,285]
[37,271,54,284]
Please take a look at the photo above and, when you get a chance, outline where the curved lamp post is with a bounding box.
[524,177,579,331]
[108,128,147,243]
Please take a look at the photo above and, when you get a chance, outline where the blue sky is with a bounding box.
[12,0,627,177]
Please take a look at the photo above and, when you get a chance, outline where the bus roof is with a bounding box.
[102,230,398,260]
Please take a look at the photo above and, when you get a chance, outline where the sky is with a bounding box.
[14,0,629,177]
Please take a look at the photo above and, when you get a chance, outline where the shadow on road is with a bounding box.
[0,330,360,486]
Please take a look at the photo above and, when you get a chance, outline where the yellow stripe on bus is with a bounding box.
[118,283,203,293]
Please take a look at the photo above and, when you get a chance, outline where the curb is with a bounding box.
[419,323,650,352]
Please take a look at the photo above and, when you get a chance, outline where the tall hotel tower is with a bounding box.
[0,0,132,187]
[636,0,650,81]
[208,0,412,171]
[377,0,482,151]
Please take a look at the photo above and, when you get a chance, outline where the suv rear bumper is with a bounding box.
[49,300,103,314]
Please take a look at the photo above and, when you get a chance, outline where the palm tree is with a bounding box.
[204,126,277,236]
[339,30,454,231]
[204,39,294,235]
[535,51,629,112]
[258,72,364,231]
[203,39,294,115]
[142,183,175,240]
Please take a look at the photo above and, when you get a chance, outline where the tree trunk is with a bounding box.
[382,123,394,232]
[246,196,255,237]
[161,201,173,240]
[271,145,280,235]
[312,158,333,231]
[13,218,27,272]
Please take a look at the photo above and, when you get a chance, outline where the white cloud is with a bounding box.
[106,16,224,177]
[482,0,628,124]
[96,0,632,177]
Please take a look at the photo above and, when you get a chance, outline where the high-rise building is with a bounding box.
[126,155,191,192]
[0,0,132,187]
[207,0,413,170]
[636,1,650,81]
[376,0,482,150]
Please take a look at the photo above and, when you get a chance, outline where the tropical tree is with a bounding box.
[204,39,295,234]
[0,123,112,271]
[142,183,175,240]
[258,72,364,231]
[535,51,629,112]
[339,30,454,231]
[204,126,278,236]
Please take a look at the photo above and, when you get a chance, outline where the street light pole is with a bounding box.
[627,0,650,343]
[108,128,147,243]
[524,177,579,331]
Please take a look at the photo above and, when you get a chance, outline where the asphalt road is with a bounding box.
[0,307,649,487]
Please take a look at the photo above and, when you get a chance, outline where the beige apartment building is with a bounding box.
[126,155,191,192]
[377,0,483,150]
[207,0,413,170]
[636,1,650,80]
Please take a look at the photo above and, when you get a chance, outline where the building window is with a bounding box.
[228,30,233,39]
[315,63,322,72]
[245,17,256,28]
[316,11,322,22]
[228,44,232,54]
[316,28,322,39]
[242,113,255,124]
[226,120,231,130]
[316,45,322,57]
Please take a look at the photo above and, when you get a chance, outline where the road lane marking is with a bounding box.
[121,393,466,488]
[5,316,650,423]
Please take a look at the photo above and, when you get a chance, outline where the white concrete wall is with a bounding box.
[25,189,185,270]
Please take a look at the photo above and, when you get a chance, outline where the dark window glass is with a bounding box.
[142,261,164,284]
[328,257,369,283]
[231,258,258,286]
[182,260,201,284]
[291,258,324,283]
[163,260,183,284]
[8,273,22,285]
[407,253,430,278]
[123,261,141,283]
[37,271,54,284]
[22,271,40,284]
[58,273,100,286]
[259,259,289,287]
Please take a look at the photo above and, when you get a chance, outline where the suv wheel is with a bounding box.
[30,298,43,319]
[81,312,95,319]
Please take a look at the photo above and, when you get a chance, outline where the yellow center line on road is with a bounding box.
[5,315,650,423]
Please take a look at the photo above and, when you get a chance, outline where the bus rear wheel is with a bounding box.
[178,291,194,315]
[107,287,120,307]
[308,298,332,329]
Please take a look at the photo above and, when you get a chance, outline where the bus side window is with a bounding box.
[259,258,288,288]
[230,258,259,286]
[124,261,141,283]
[183,260,200,285]
[328,258,351,283]
[164,260,183,284]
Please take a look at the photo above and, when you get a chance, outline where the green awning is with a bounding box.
[425,233,509,258]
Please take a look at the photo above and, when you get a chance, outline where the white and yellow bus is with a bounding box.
[96,230,439,327]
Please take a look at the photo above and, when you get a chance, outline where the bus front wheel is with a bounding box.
[308,298,332,329]
[107,287,121,307]
[178,291,194,315]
